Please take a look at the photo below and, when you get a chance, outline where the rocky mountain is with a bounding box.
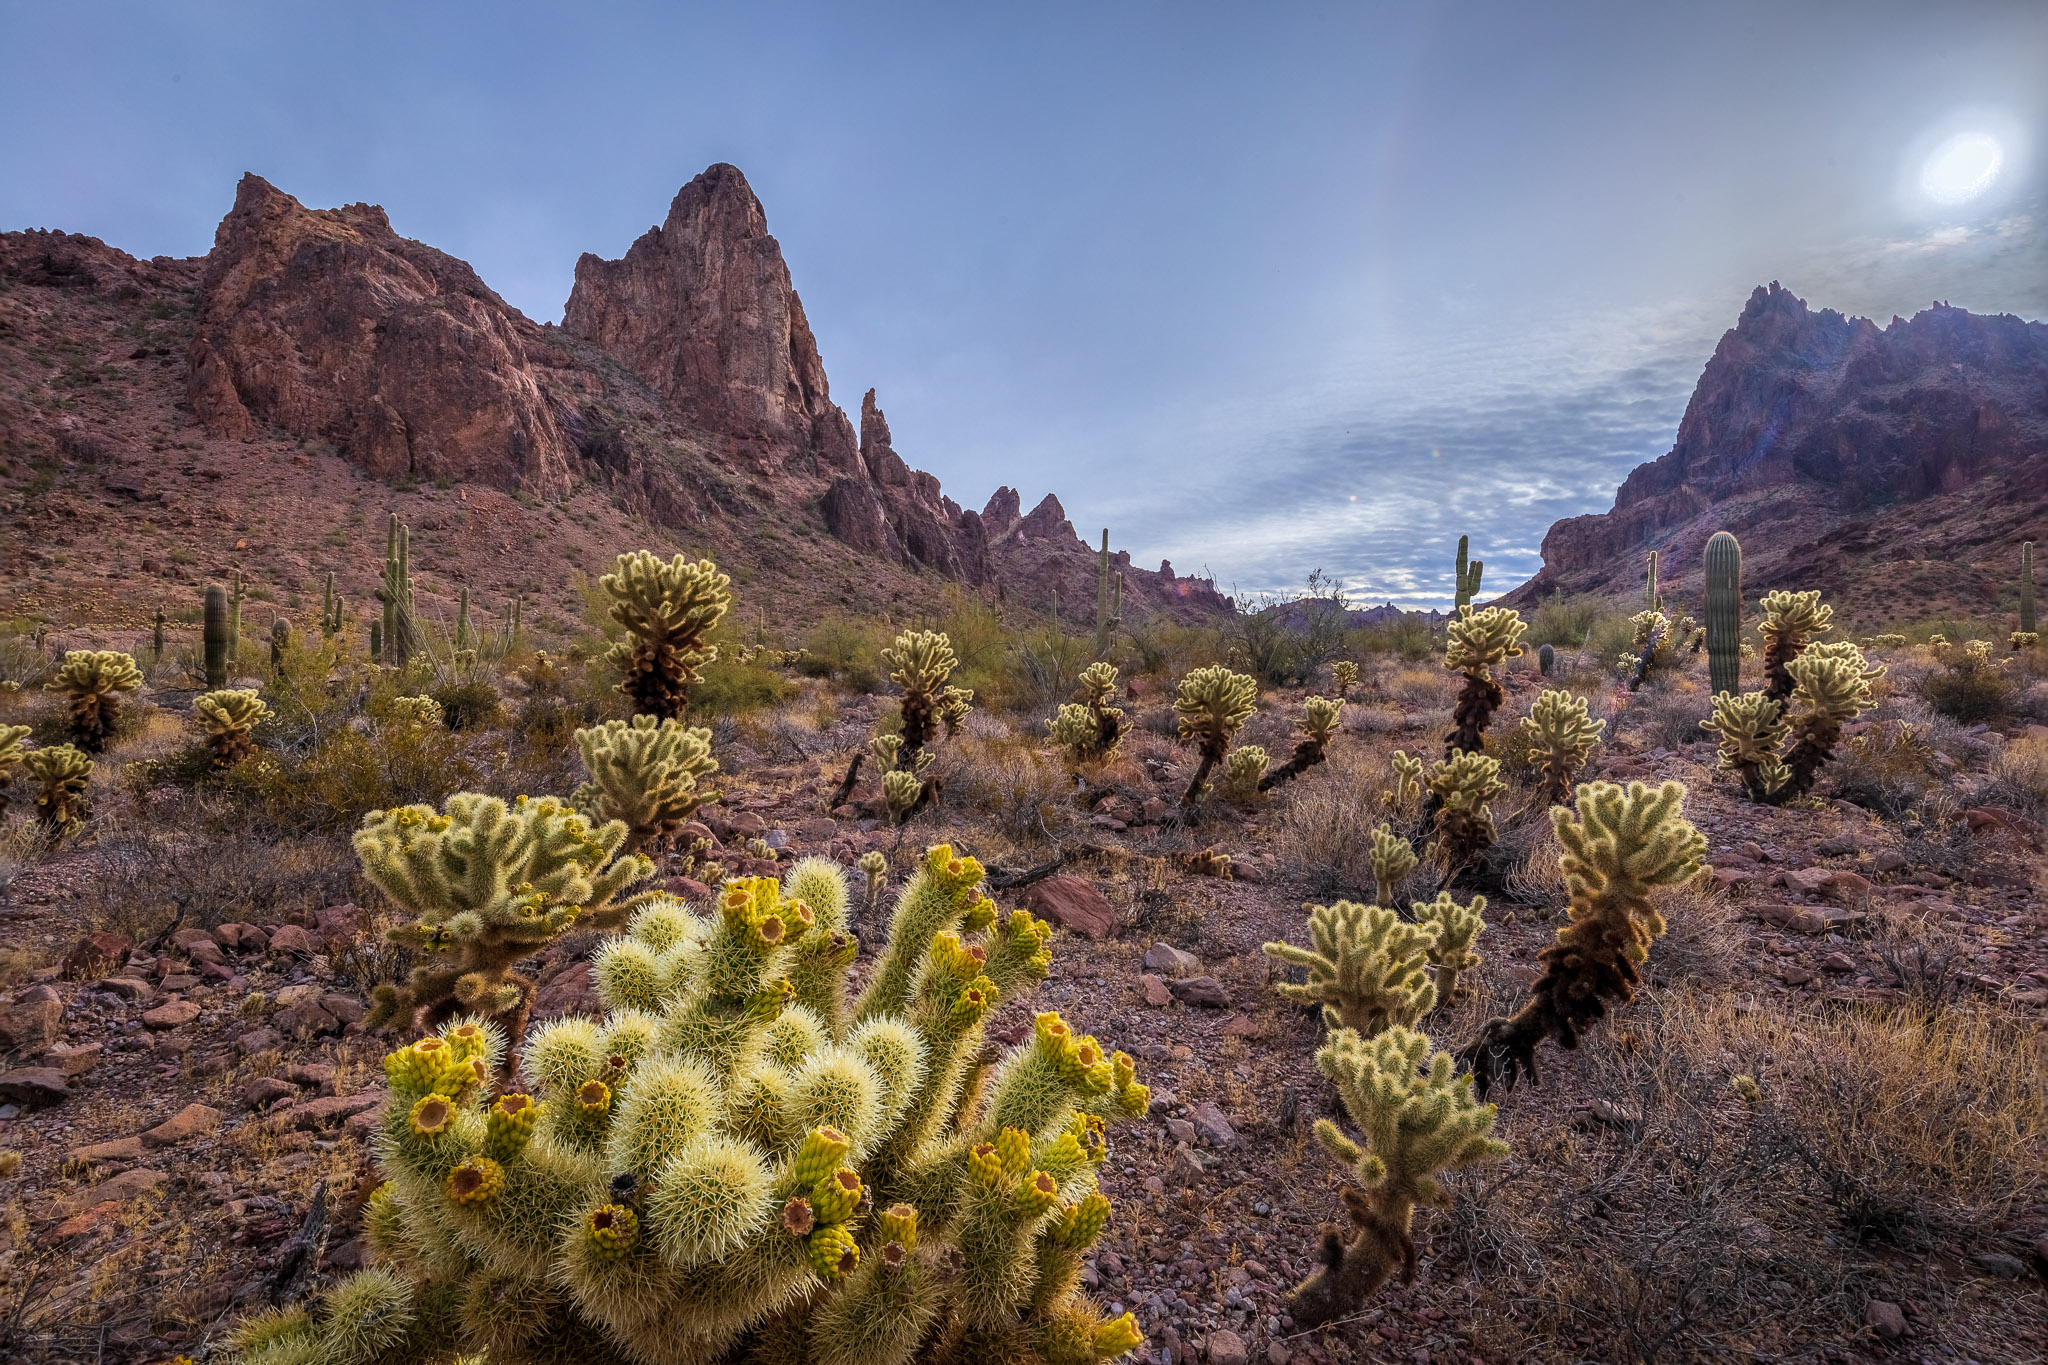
[0,165,1226,634]
[1508,283,2048,624]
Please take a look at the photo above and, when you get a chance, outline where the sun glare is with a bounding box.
[1920,131,2003,205]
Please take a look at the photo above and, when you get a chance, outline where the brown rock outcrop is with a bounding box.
[188,174,582,496]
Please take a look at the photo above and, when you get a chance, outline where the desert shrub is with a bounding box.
[692,650,797,716]
[1829,719,1943,818]
[1978,730,2048,820]
[1524,593,1612,651]
[429,677,503,731]
[800,614,891,692]
[938,735,1074,845]
[222,722,484,835]
[1582,610,1640,667]
[1353,614,1434,661]
[1016,629,1095,712]
[1613,680,1708,751]
[1121,622,1226,681]
[1229,599,1301,685]
[88,809,369,937]
[1917,638,2016,722]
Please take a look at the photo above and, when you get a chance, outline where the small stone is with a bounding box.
[1140,974,1174,1007]
[94,977,155,1003]
[320,994,365,1025]
[1169,1143,1205,1184]
[1821,952,1857,973]
[1221,1014,1264,1038]
[40,1042,102,1078]
[142,1103,223,1148]
[94,1168,169,1203]
[1166,1118,1198,1144]
[797,817,838,843]
[273,983,323,1008]
[1167,976,1232,1009]
[1783,867,1834,895]
[51,1200,122,1240]
[1822,870,1873,900]
[0,1068,71,1106]
[1189,1100,1239,1148]
[266,924,315,956]
[1267,1344,1292,1365]
[243,1077,297,1110]
[287,1062,336,1088]
[1023,876,1119,940]
[237,1027,285,1056]
[275,1004,341,1037]
[1779,964,1815,987]
[62,931,132,978]
[1144,942,1201,977]
[1970,1252,2029,1279]
[142,999,201,1030]
[1864,1299,1906,1338]
[1585,1097,1639,1128]
[291,1091,387,1130]
[1206,1329,1248,1365]
[0,984,64,1051]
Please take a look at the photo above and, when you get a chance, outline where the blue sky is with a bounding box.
[5,1,2044,604]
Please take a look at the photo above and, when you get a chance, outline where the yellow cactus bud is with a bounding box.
[811,1168,863,1225]
[808,1223,861,1278]
[1093,1312,1145,1357]
[877,1202,918,1252]
[445,1156,504,1206]
[483,1093,539,1162]
[577,1079,612,1117]
[1058,1191,1112,1249]
[792,1126,852,1188]
[993,1127,1033,1178]
[1015,1169,1060,1216]
[967,1142,1006,1189]
[408,1093,455,1137]
[585,1203,639,1262]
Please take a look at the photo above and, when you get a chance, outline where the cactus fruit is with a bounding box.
[1257,696,1345,792]
[1283,1025,1507,1327]
[1452,535,1484,612]
[0,725,28,820]
[240,847,1151,1364]
[1426,750,1506,868]
[600,552,733,720]
[1443,606,1525,755]
[1263,901,1439,1036]
[204,583,231,687]
[883,629,971,767]
[2022,541,2037,637]
[1219,746,1269,802]
[1704,531,1742,698]
[23,744,92,840]
[1332,660,1359,698]
[1046,662,1124,764]
[1518,689,1605,806]
[48,650,143,752]
[195,689,273,770]
[1368,824,1416,908]
[1458,780,1705,1096]
[354,794,654,1039]
[1536,642,1554,677]
[1172,665,1258,806]
[1413,891,1486,1001]
[572,716,720,854]
[1757,589,1832,702]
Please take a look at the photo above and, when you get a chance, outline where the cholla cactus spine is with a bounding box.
[1047,662,1125,765]
[1413,892,1485,1000]
[195,689,273,770]
[0,725,28,820]
[1427,750,1506,869]
[1704,531,1742,698]
[1220,746,1268,802]
[1263,901,1439,1036]
[48,649,143,752]
[23,744,92,841]
[572,715,720,853]
[1519,688,1605,806]
[1284,1025,1507,1327]
[600,551,733,720]
[860,850,889,914]
[1443,606,1525,755]
[1368,824,1416,909]
[1757,589,1831,703]
[1386,750,1425,812]
[1459,780,1705,1095]
[1172,665,1258,806]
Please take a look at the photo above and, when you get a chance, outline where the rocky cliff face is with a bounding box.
[1511,284,2048,621]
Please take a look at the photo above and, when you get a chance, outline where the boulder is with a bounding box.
[0,984,64,1051]
[40,1042,102,1078]
[142,1103,223,1148]
[1189,1100,1240,1148]
[68,1136,146,1165]
[1139,975,1173,1008]
[1142,942,1200,978]
[243,1077,297,1110]
[0,1068,70,1106]
[1023,877,1118,940]
[266,924,315,956]
[141,999,201,1030]
[1167,976,1233,1009]
[61,931,131,978]
[94,977,155,1003]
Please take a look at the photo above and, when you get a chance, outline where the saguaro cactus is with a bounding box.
[1452,535,1484,612]
[1644,550,1661,612]
[1093,530,1123,658]
[204,583,231,688]
[24,744,92,841]
[1536,642,1554,677]
[1704,531,1742,697]
[1263,901,1439,1036]
[269,617,291,673]
[601,552,733,720]
[321,571,344,638]
[49,650,143,751]
[195,689,273,770]
[573,715,720,853]
[378,513,419,668]
[1443,606,1525,755]
[2021,541,2036,637]
[1172,665,1258,806]
[1283,1026,1507,1327]
[228,569,246,664]
[1458,780,1705,1095]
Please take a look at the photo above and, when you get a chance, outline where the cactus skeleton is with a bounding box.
[1458,780,1705,1096]
[600,552,734,720]
[48,650,142,752]
[235,846,1151,1364]
[1443,605,1525,756]
[1172,665,1258,807]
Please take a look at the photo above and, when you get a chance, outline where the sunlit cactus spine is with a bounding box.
[232,845,1151,1364]
[196,689,273,770]
[0,725,31,820]
[1757,589,1831,702]
[1385,750,1425,813]
[23,744,92,841]
[1443,605,1525,755]
[1263,900,1439,1037]
[860,850,889,915]
[49,650,142,752]
[1414,891,1486,1001]
[597,550,732,720]
[1451,535,1484,612]
[204,582,232,688]
[1704,531,1742,697]
[883,768,925,826]
[1258,695,1344,792]
[1172,665,1258,807]
[1368,824,1416,909]
[1284,1025,1507,1327]
[572,715,720,854]
[1332,660,1359,698]
[1459,780,1705,1096]
[1519,688,1605,807]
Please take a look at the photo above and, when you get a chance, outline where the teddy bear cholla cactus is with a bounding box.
[1219,745,1268,802]
[573,715,720,854]
[1264,901,1439,1037]
[196,688,273,770]
[883,629,973,767]
[1368,824,1416,908]
[1458,780,1706,1096]
[1284,1025,1507,1327]
[229,847,1150,1365]
[1701,641,1882,803]
[1257,696,1344,792]
[48,649,143,751]
[1443,606,1524,755]
[1426,750,1506,868]
[22,743,91,840]
[1173,665,1258,807]
[354,794,656,1041]
[1519,688,1605,806]
[1331,660,1359,699]
[0,725,29,819]
[1413,891,1486,1001]
[1757,589,1832,702]
[601,551,734,720]
[1046,662,1124,765]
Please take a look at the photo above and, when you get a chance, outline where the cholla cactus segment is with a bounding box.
[354,794,652,1038]
[1427,751,1506,868]
[600,551,733,720]
[1258,696,1346,793]
[883,629,966,763]
[859,850,889,912]
[195,689,272,770]
[882,768,925,826]
[388,695,443,729]
[1757,589,1832,701]
[1332,660,1359,698]
[1413,892,1486,1000]
[1050,662,1126,766]
[573,715,719,853]
[1444,606,1524,756]
[1460,780,1705,1096]
[1519,689,1605,806]
[48,649,143,751]
[1777,640,1883,798]
[1173,665,1258,806]
[1387,750,1425,810]
[1368,825,1416,909]
[23,744,92,840]
[1285,1025,1506,1327]
[2013,631,2042,651]
[1220,746,1268,802]
[1263,901,1439,1037]
[0,724,31,820]
[1700,691,1790,801]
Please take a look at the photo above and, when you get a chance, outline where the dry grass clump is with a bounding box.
[1386,666,1456,710]
[1610,677,1709,752]
[87,806,368,936]
[933,731,1075,845]
[1979,730,2048,819]
[1273,737,1423,901]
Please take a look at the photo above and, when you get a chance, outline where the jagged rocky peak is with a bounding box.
[562,163,858,478]
[186,173,583,496]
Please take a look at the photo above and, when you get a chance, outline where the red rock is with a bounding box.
[51,1200,121,1240]
[1168,976,1233,1009]
[1140,974,1174,1007]
[1022,876,1118,940]
[0,1067,70,1106]
[292,1091,386,1130]
[1865,1299,1906,1339]
[314,904,367,948]
[1143,943,1200,977]
[243,1077,296,1110]
[1965,806,2043,844]
[531,961,600,1022]
[1221,1015,1265,1038]
[39,1042,101,1078]
[142,1103,222,1147]
[68,1136,146,1164]
[93,1168,169,1203]
[93,977,155,1003]
[61,931,131,978]
[0,985,64,1050]
[141,999,201,1030]
[266,924,315,956]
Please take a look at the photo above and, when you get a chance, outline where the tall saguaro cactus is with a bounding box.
[379,513,419,668]
[1093,530,1122,658]
[228,569,246,664]
[2021,541,2036,637]
[321,570,344,638]
[1704,531,1742,697]
[1452,535,1484,612]
[203,583,231,688]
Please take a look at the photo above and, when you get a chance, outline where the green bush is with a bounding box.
[431,679,504,731]
[801,615,892,692]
